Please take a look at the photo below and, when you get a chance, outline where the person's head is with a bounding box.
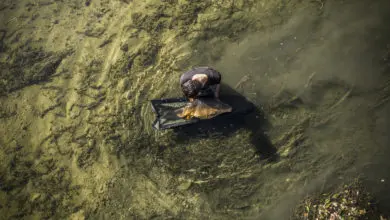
[181,80,202,99]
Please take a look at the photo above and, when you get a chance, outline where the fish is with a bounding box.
[175,98,232,120]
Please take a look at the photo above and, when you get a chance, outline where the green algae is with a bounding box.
[0,49,72,96]
[0,0,390,219]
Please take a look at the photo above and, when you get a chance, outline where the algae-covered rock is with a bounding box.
[293,180,384,220]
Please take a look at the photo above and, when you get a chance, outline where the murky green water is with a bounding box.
[0,0,389,219]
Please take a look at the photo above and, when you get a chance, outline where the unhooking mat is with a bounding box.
[150,95,254,130]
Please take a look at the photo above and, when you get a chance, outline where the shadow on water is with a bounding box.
[172,83,278,161]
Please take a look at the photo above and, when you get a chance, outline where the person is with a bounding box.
[180,66,221,102]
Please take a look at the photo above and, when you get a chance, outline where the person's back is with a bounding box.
[180,66,222,101]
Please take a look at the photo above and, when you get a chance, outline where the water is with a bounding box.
[0,0,389,219]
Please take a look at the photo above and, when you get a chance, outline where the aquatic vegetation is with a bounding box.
[0,48,72,96]
[0,0,389,219]
[293,180,384,220]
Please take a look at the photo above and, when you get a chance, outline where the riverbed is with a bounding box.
[0,0,389,219]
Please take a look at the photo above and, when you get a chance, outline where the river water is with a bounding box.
[0,0,389,219]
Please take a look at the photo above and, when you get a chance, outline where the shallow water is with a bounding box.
[0,0,389,219]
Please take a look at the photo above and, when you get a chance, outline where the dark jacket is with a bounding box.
[179,67,221,88]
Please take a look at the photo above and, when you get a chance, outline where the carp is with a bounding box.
[176,98,232,120]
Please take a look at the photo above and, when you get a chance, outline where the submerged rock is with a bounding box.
[293,180,386,220]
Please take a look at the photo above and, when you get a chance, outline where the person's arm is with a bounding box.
[214,84,220,99]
